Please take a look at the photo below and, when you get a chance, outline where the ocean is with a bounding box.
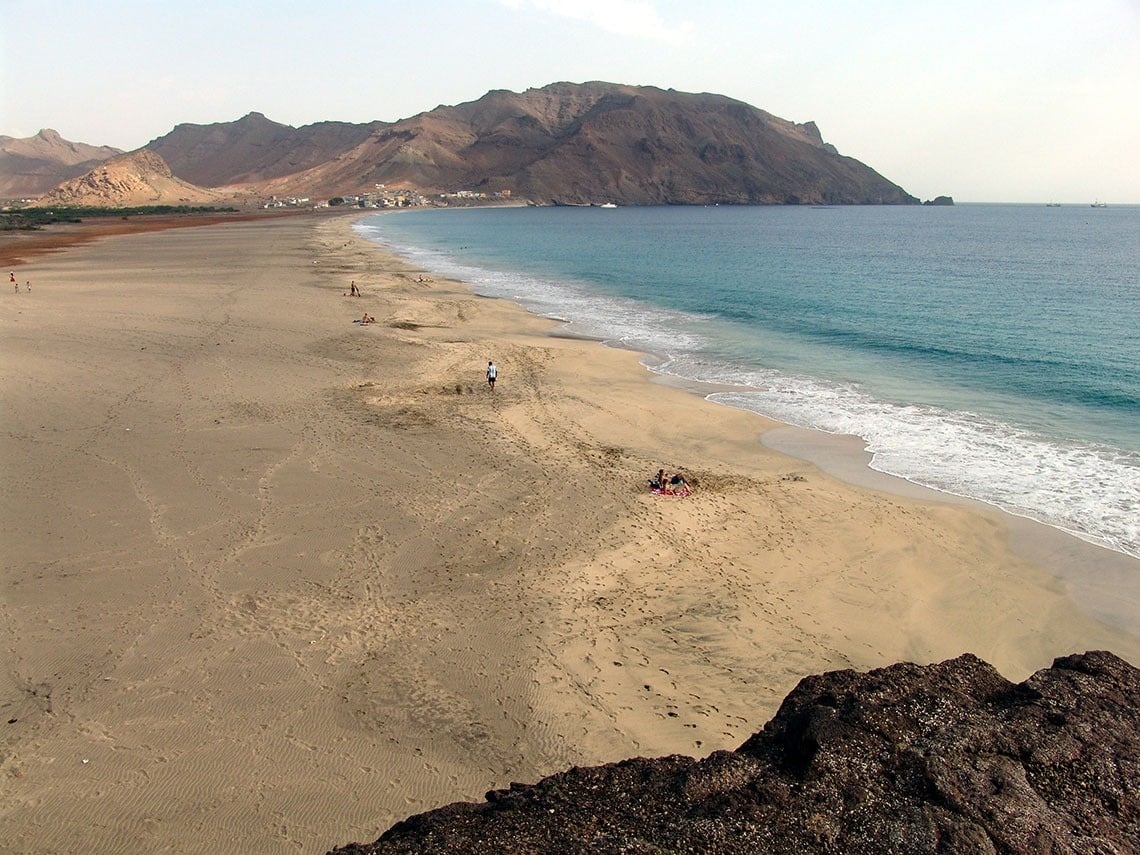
[355,204,1140,561]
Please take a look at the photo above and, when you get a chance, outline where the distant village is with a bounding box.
[262,184,514,210]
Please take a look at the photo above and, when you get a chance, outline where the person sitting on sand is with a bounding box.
[360,314,376,324]
[649,470,690,495]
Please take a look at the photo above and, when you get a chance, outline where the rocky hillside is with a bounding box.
[7,82,920,206]
[35,149,240,207]
[146,111,383,188]
[0,129,122,198]
[191,82,916,205]
[331,651,1139,854]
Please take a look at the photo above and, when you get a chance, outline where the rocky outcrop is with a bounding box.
[34,149,238,207]
[331,651,1139,854]
[0,129,122,198]
[924,195,955,206]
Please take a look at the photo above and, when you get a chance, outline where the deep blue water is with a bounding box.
[356,204,1140,559]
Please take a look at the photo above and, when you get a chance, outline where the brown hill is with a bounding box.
[146,111,384,188]
[35,149,240,207]
[10,82,919,206]
[0,129,122,198]
[348,81,913,205]
[151,82,916,205]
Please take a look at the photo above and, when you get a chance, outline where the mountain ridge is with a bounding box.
[0,129,123,198]
[5,82,919,206]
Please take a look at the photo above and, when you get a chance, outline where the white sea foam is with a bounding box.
[707,384,1140,559]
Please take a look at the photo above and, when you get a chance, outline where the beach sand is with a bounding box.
[2,212,1137,853]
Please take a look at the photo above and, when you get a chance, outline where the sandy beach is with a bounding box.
[2,211,1137,853]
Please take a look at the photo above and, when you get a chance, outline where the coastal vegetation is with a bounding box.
[1,205,238,231]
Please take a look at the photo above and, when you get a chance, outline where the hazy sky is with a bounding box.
[2,0,1138,203]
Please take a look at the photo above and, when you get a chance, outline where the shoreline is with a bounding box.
[756,424,1140,633]
[3,212,1136,853]
[359,207,1139,634]
[642,351,1140,635]
[578,324,1140,632]
[643,351,1140,634]
[361,203,1139,577]
[370,207,1140,634]
[563,310,1140,638]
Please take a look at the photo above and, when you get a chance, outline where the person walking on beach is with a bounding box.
[486,360,497,391]
[350,280,359,296]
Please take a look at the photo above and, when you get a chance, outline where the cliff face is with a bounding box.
[331,651,1139,854]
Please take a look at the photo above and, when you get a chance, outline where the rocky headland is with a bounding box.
[332,651,1139,854]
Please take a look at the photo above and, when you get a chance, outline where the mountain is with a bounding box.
[331,651,1140,854]
[0,129,122,198]
[205,82,917,205]
[35,149,238,207]
[146,111,384,188]
[7,82,920,206]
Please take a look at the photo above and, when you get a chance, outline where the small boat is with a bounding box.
[599,202,618,209]
[1091,200,1107,208]
[1045,201,1061,207]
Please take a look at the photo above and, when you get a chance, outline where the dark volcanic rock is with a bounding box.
[330,651,1140,854]
[923,195,955,206]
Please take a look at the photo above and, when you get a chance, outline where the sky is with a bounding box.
[2,0,1138,203]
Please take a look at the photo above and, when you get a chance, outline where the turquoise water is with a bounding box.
[356,204,1140,559]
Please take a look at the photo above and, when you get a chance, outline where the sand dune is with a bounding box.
[1,212,1135,853]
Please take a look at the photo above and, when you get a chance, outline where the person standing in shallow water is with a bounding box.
[486,360,497,391]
